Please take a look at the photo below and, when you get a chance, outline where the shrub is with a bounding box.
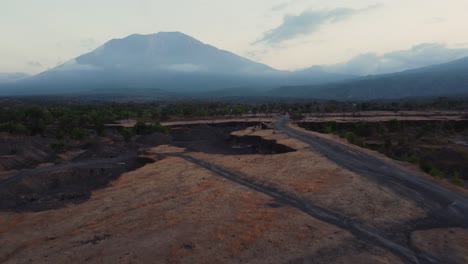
[134,121,169,135]
[152,122,170,134]
[344,132,357,144]
[388,119,401,132]
[450,172,464,186]
[290,112,304,121]
[82,140,96,149]
[419,161,432,173]
[400,154,419,164]
[384,138,392,149]
[323,122,337,134]
[50,142,65,152]
[0,122,29,135]
[70,128,89,140]
[429,167,445,179]
[353,122,372,137]
[120,128,134,142]
[134,121,151,135]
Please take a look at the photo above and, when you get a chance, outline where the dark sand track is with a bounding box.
[1,118,467,263]
[166,153,420,263]
[274,117,468,263]
[0,152,154,212]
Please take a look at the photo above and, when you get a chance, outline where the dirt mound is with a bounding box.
[0,135,55,171]
[171,124,295,155]
[0,156,155,212]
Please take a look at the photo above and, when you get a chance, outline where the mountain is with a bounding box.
[70,32,276,74]
[271,56,468,100]
[0,32,353,96]
[0,72,30,83]
[313,43,468,76]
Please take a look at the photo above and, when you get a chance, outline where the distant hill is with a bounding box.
[0,32,353,96]
[271,56,468,100]
[0,72,30,83]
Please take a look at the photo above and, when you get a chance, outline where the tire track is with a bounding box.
[165,153,420,264]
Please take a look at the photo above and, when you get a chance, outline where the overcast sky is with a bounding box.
[1,0,468,74]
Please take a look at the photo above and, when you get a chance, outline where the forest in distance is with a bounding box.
[1,96,468,136]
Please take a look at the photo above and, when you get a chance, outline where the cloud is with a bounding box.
[454,42,468,48]
[426,17,445,24]
[165,63,204,72]
[27,61,43,68]
[271,0,303,12]
[322,43,468,75]
[256,5,380,45]
[246,49,270,60]
[80,38,98,50]
[271,3,290,12]
[53,59,100,72]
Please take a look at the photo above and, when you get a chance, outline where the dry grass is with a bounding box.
[192,129,426,229]
[411,228,468,263]
[2,155,391,264]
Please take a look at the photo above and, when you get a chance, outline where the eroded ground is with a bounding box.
[1,118,467,263]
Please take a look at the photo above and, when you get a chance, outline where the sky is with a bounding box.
[1,0,468,74]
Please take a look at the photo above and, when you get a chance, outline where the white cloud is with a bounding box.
[165,63,204,72]
[255,5,380,45]
[53,59,101,71]
[322,43,468,75]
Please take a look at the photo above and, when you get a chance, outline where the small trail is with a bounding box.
[165,153,421,264]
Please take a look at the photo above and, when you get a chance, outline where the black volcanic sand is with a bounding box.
[0,135,56,171]
[0,122,294,212]
[170,123,295,155]
[0,154,155,212]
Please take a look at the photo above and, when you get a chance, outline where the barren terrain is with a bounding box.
[1,113,468,263]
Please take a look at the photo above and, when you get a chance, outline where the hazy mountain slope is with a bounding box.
[0,73,30,83]
[272,56,468,100]
[72,32,276,74]
[0,32,354,96]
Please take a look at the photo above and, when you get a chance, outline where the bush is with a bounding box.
[134,122,151,135]
[400,154,419,164]
[420,161,445,179]
[70,128,89,140]
[0,122,29,135]
[419,161,432,173]
[152,122,170,134]
[384,138,392,149]
[120,128,134,142]
[388,119,401,132]
[290,112,304,121]
[450,172,464,186]
[82,140,96,149]
[134,121,169,135]
[429,167,445,179]
[353,122,372,137]
[419,161,445,179]
[323,122,337,134]
[344,132,357,144]
[50,142,65,152]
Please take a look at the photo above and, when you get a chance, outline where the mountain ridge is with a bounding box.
[0,32,353,96]
[2,31,468,100]
[272,55,468,100]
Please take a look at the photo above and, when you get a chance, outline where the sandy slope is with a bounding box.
[1,118,467,263]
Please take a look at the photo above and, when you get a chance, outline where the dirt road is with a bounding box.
[167,153,420,263]
[2,119,468,263]
[275,117,468,226]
